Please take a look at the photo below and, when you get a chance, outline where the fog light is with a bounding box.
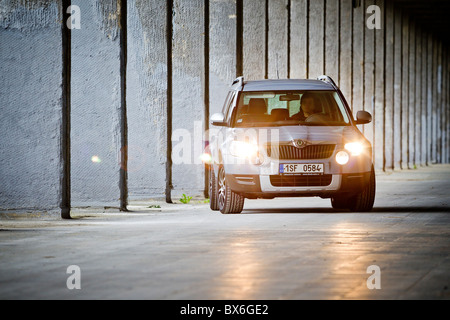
[336,151,349,165]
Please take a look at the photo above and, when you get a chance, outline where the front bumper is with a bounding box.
[219,139,373,198]
[226,171,371,198]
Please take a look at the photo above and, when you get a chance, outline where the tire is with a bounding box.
[209,166,219,211]
[331,195,351,210]
[217,166,245,214]
[349,165,376,212]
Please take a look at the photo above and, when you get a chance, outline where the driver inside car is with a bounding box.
[291,92,324,122]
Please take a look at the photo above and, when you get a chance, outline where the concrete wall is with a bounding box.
[209,0,236,115]
[363,0,375,145]
[0,1,62,214]
[127,1,168,200]
[352,1,364,116]
[384,0,394,170]
[374,0,385,171]
[324,0,339,81]
[290,0,307,79]
[1,0,449,216]
[171,0,205,199]
[70,0,122,208]
[268,0,288,79]
[393,6,402,170]
[308,0,324,78]
[339,0,353,108]
[243,0,266,80]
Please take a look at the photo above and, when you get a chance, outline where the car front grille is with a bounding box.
[270,174,333,187]
[267,144,336,160]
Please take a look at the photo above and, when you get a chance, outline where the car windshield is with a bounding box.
[233,91,350,127]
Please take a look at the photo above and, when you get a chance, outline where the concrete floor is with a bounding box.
[0,165,449,300]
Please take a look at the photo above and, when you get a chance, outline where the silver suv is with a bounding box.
[208,76,375,214]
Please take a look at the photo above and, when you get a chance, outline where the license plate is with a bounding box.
[280,163,324,175]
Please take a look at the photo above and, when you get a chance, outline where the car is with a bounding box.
[207,75,375,214]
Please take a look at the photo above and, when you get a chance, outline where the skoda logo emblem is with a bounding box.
[294,139,308,148]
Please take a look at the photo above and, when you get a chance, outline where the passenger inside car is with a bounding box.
[237,98,270,124]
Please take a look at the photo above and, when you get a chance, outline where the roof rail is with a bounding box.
[232,76,244,87]
[317,75,338,89]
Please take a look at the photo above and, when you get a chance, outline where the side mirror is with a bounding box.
[210,112,227,127]
[355,110,372,125]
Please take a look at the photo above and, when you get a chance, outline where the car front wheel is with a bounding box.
[209,166,219,211]
[349,165,376,212]
[331,195,350,210]
[331,166,376,212]
[217,166,245,214]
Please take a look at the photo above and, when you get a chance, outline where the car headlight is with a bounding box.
[199,152,212,164]
[345,142,364,156]
[336,150,350,165]
[229,141,265,165]
[229,141,259,158]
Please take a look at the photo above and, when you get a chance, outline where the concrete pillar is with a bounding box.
[374,0,385,171]
[171,0,205,199]
[428,36,436,167]
[414,27,422,167]
[447,46,450,163]
[352,1,364,114]
[444,46,447,163]
[442,43,447,163]
[268,0,289,79]
[421,32,428,166]
[384,0,394,170]
[401,13,409,169]
[209,0,236,114]
[364,0,375,146]
[70,0,122,208]
[431,36,438,163]
[324,0,339,82]
[408,22,416,168]
[426,35,433,165]
[441,45,447,163]
[290,0,308,79]
[243,0,266,80]
[126,1,168,200]
[0,1,62,214]
[308,0,324,79]
[445,45,448,164]
[436,41,443,163]
[393,7,402,170]
[339,0,353,108]
[444,46,448,163]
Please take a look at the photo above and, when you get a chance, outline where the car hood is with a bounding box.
[231,125,366,146]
